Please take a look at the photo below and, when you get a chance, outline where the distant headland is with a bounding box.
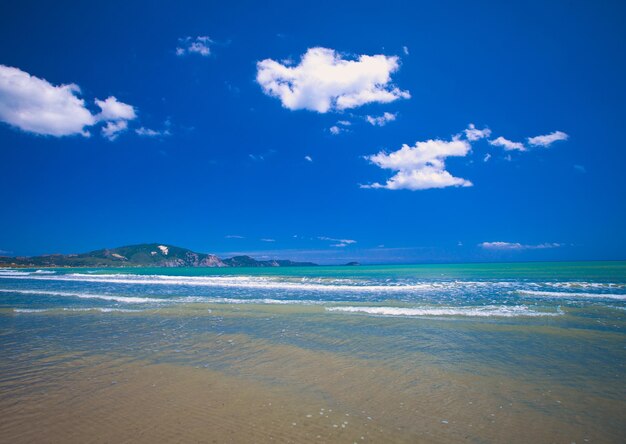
[0,243,318,268]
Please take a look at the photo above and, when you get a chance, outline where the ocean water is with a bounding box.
[0,262,625,442]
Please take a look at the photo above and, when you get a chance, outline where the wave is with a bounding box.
[62,307,143,313]
[0,270,35,276]
[0,269,56,276]
[541,282,626,289]
[0,273,527,293]
[0,273,439,292]
[326,305,562,317]
[516,290,626,301]
[0,288,336,306]
[12,307,142,313]
[0,289,164,304]
[12,308,51,313]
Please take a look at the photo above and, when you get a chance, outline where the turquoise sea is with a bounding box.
[1,261,625,442]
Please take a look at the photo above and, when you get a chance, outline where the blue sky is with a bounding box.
[0,0,625,264]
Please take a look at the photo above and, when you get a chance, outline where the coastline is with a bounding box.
[1,263,624,443]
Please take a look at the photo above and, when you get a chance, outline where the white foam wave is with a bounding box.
[326,305,561,317]
[516,290,626,301]
[13,308,50,313]
[204,297,328,305]
[62,308,143,313]
[0,270,33,276]
[0,273,510,293]
[12,307,142,313]
[0,289,163,304]
[542,282,625,289]
[0,269,56,276]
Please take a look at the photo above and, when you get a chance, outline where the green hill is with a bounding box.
[0,244,317,268]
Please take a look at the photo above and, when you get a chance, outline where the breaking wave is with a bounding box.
[326,305,562,317]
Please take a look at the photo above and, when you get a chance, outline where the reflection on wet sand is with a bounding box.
[1,327,623,443]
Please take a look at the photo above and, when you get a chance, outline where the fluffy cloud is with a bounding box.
[94,96,136,140]
[464,123,491,141]
[489,136,526,151]
[363,137,472,190]
[304,155,313,162]
[101,120,128,141]
[256,47,410,113]
[176,36,212,56]
[319,236,357,247]
[95,96,136,121]
[0,65,137,140]
[479,241,561,250]
[528,130,568,147]
[0,65,95,136]
[366,112,397,126]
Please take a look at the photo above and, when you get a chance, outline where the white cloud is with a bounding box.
[304,155,313,162]
[330,119,352,135]
[260,238,276,242]
[366,112,397,126]
[403,46,409,55]
[95,96,136,122]
[225,235,244,239]
[101,120,128,141]
[464,123,491,141]
[94,96,136,141]
[0,65,95,136]
[483,153,491,162]
[319,236,356,247]
[479,241,561,250]
[0,65,139,141]
[176,36,212,56]
[329,125,342,135]
[363,137,472,191]
[256,47,410,113]
[528,130,568,147]
[489,136,526,151]
[135,127,171,137]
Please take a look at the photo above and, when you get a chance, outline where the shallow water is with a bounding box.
[0,262,625,442]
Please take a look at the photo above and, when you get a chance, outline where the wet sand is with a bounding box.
[1,329,623,443]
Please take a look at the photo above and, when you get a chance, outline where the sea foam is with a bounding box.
[326,305,562,317]
[0,289,163,304]
[516,290,626,301]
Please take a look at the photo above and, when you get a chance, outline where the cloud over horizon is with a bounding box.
[479,241,561,250]
[318,236,357,247]
[256,47,410,113]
